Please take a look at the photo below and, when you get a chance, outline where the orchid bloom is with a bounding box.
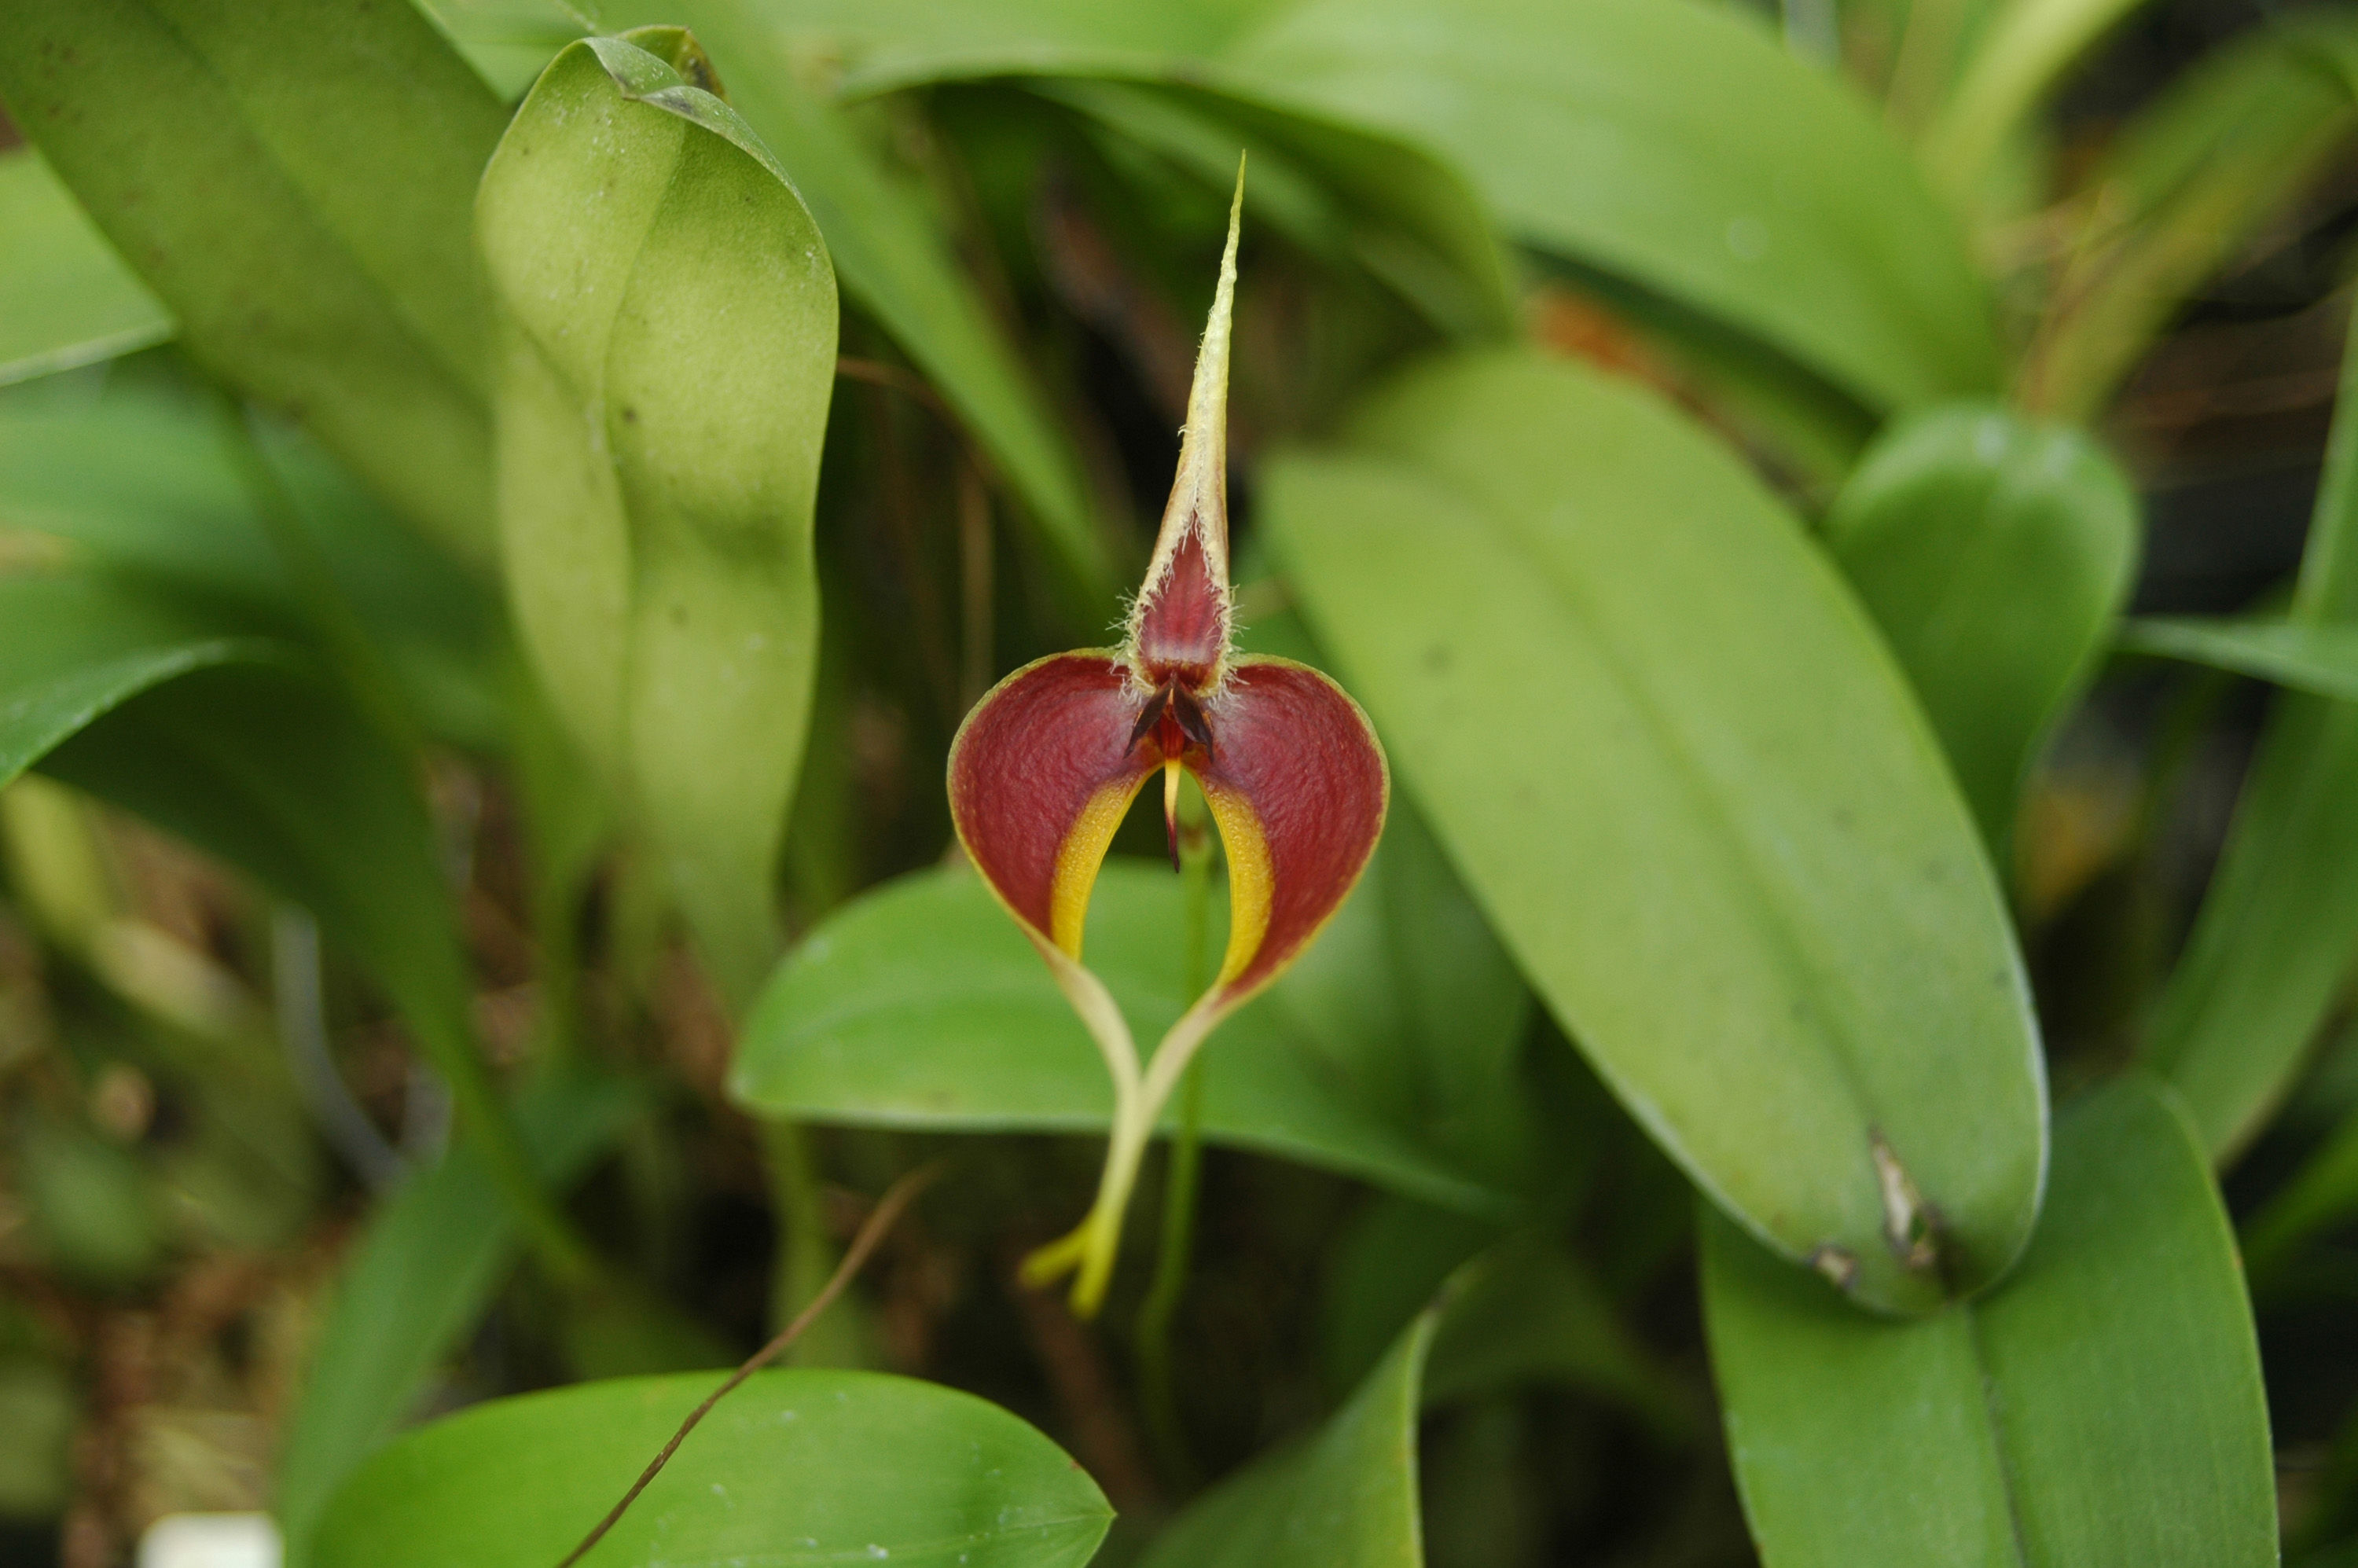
[947,173,1389,1315]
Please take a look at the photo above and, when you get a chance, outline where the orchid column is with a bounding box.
[948,171,1390,1315]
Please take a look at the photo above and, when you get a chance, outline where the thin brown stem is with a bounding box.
[553,1161,946,1568]
[836,355,952,419]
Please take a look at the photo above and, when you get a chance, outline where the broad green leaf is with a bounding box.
[1703,1078,2276,1567]
[1266,350,2045,1316]
[594,0,1119,618]
[0,0,509,556]
[1218,0,2001,414]
[2121,615,2358,701]
[0,386,504,747]
[0,148,170,385]
[2026,13,2358,419]
[733,861,1511,1217]
[1823,403,2139,848]
[1140,1281,1441,1568]
[310,1368,1113,1568]
[480,31,836,1004]
[2150,296,2358,1159]
[277,1073,639,1567]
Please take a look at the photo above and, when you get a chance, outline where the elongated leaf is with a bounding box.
[2150,296,2358,1159]
[2121,615,2358,701]
[824,0,1999,416]
[277,1074,639,1566]
[481,31,836,1004]
[1027,77,1515,342]
[1219,0,2000,414]
[0,0,509,556]
[0,147,170,385]
[0,571,285,784]
[734,860,1511,1216]
[313,1367,1111,1568]
[586,0,1118,618]
[1924,0,2156,200]
[1823,403,2139,847]
[1267,350,2044,1316]
[0,387,503,744]
[1703,1077,2276,1566]
[2,564,575,1268]
[2026,13,2358,419]
[1140,1280,1442,1568]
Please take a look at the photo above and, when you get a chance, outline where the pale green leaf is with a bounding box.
[310,1369,1113,1568]
[1266,350,2044,1316]
[480,30,836,1004]
[597,0,1122,618]
[1703,1078,2276,1567]
[0,147,170,385]
[0,0,509,555]
[1824,403,2139,848]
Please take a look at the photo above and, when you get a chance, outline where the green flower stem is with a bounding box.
[1137,783,1214,1485]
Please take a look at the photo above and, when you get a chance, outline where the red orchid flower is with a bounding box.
[948,172,1389,1315]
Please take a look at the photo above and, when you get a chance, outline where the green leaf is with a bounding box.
[1702,1077,2277,1566]
[1026,77,1517,342]
[1218,0,2001,414]
[310,1368,1113,1568]
[0,385,504,746]
[9,593,579,1272]
[1265,349,2045,1316]
[1139,1280,1441,1568]
[414,0,592,98]
[277,1073,640,1566]
[1421,1233,1688,1438]
[0,147,170,385]
[0,571,286,785]
[733,861,1511,1217]
[479,31,836,1005]
[2121,615,2358,701]
[1923,0,2160,201]
[594,0,1121,619]
[1822,403,2139,848]
[0,0,510,556]
[819,0,2000,417]
[2026,13,2358,419]
[2149,296,2358,1159]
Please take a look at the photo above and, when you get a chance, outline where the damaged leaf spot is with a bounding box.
[1871,1130,1941,1272]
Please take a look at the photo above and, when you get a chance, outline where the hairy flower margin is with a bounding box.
[946,168,1390,1315]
